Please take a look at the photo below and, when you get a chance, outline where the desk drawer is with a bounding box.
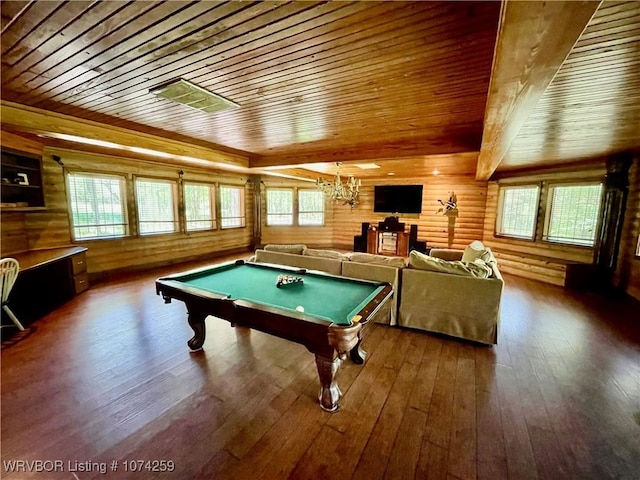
[71,253,87,274]
[74,272,89,294]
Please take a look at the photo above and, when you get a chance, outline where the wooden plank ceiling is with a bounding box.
[1,1,639,181]
[500,0,640,171]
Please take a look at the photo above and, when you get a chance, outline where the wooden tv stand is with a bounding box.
[367,229,409,257]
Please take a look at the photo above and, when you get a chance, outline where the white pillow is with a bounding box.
[462,241,494,264]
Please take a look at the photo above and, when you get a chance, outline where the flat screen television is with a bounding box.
[374,184,423,214]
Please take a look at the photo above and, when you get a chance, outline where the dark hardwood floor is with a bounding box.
[2,255,639,479]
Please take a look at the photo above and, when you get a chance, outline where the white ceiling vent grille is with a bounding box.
[149,79,239,114]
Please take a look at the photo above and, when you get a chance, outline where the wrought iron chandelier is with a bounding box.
[316,162,361,208]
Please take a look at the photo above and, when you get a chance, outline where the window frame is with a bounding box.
[66,170,129,241]
[495,183,541,241]
[134,176,179,236]
[183,181,217,232]
[542,181,604,247]
[218,184,246,229]
[297,188,325,226]
[266,188,294,226]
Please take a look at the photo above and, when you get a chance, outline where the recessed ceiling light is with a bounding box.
[149,78,239,114]
[433,169,440,175]
[354,163,380,169]
[387,172,395,176]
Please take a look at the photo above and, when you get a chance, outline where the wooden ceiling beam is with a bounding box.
[0,101,249,169]
[476,0,602,180]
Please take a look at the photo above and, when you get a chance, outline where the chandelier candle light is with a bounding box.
[316,162,361,208]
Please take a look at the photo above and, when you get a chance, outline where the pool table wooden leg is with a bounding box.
[315,354,343,412]
[349,337,367,365]
[187,310,207,351]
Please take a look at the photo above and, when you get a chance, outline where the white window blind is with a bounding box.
[544,183,602,246]
[496,185,539,239]
[219,185,245,229]
[67,172,128,240]
[266,189,293,225]
[184,183,216,231]
[135,178,178,235]
[298,189,324,226]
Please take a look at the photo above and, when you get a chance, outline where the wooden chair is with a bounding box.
[1,258,24,330]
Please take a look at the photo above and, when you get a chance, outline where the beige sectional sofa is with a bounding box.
[249,242,503,345]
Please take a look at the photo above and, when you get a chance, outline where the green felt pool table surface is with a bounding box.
[163,261,387,326]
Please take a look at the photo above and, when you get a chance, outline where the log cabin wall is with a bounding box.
[259,177,335,248]
[2,144,254,277]
[332,175,488,251]
[0,211,28,255]
[482,162,607,285]
[614,154,640,300]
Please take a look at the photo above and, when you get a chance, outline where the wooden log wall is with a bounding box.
[259,177,335,248]
[332,175,488,251]
[0,211,28,255]
[614,155,640,301]
[482,162,607,286]
[1,140,254,276]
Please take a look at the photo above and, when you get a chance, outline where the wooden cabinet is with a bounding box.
[71,251,89,294]
[366,229,410,257]
[1,150,45,210]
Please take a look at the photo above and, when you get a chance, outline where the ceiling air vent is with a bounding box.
[149,78,239,114]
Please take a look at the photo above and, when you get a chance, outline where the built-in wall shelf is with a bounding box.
[1,149,45,210]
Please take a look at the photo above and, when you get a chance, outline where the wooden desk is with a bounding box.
[2,246,88,327]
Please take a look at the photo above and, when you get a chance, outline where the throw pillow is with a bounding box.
[461,240,494,264]
[263,244,306,255]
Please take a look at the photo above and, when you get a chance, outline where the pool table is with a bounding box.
[156,260,393,412]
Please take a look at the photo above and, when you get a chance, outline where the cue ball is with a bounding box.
[295,305,305,313]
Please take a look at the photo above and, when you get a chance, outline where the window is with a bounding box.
[543,183,603,246]
[184,182,216,231]
[135,178,178,235]
[219,185,245,228]
[266,189,294,225]
[298,189,324,226]
[67,172,128,240]
[496,185,540,239]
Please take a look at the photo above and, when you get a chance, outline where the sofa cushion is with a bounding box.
[349,252,406,269]
[302,248,349,260]
[263,244,306,255]
[429,249,463,262]
[253,249,343,275]
[409,250,492,278]
[461,241,496,265]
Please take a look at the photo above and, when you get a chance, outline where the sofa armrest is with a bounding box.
[398,268,503,344]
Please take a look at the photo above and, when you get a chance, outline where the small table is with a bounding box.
[156,260,393,412]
